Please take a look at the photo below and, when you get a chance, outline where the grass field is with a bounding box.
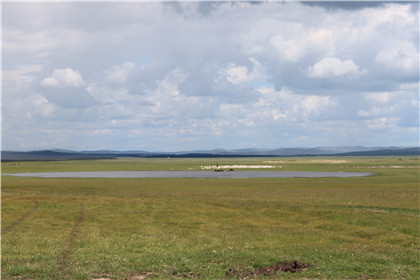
[1,157,419,279]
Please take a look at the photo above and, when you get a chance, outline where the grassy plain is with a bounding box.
[1,157,419,279]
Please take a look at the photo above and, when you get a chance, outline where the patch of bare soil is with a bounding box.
[91,273,115,280]
[173,272,201,279]
[226,261,312,278]
[131,275,147,280]
[92,273,151,280]
[131,273,155,279]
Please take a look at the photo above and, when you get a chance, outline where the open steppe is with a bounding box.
[2,157,419,279]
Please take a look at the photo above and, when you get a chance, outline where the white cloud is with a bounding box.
[366,117,399,129]
[3,27,91,61]
[300,96,336,118]
[29,95,55,118]
[225,65,248,85]
[41,68,86,87]
[399,82,419,91]
[87,84,132,104]
[362,3,416,28]
[2,64,43,89]
[358,106,385,117]
[375,41,419,71]
[357,91,418,129]
[156,68,188,97]
[269,26,335,62]
[2,1,419,150]
[270,36,301,62]
[105,62,136,85]
[252,87,338,123]
[91,129,112,136]
[305,57,368,78]
[364,92,392,104]
[223,58,264,85]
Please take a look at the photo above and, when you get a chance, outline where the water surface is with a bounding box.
[7,171,372,178]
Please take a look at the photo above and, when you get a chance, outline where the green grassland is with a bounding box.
[1,157,419,279]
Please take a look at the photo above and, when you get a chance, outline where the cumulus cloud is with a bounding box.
[2,1,419,150]
[376,42,419,71]
[225,64,249,85]
[41,68,86,87]
[305,57,368,78]
[270,28,335,62]
[28,95,55,118]
[222,58,264,85]
[2,64,43,89]
[252,87,338,123]
[105,62,136,85]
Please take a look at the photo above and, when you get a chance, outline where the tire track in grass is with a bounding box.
[59,202,85,278]
[2,200,40,234]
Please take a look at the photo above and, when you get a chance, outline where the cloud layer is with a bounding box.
[2,1,419,151]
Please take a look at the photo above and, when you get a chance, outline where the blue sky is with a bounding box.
[2,1,419,151]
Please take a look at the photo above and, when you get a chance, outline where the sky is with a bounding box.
[2,1,419,152]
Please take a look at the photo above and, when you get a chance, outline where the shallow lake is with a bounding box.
[7,171,372,178]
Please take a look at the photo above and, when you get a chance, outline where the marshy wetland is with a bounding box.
[1,156,419,279]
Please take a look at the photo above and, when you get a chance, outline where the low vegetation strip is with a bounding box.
[1,200,40,234]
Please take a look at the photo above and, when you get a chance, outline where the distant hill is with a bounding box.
[331,147,420,156]
[1,146,419,161]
